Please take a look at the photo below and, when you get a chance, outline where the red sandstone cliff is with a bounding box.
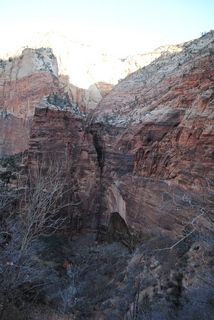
[0,48,60,154]
[0,33,169,155]
[1,31,214,238]
[87,31,214,234]
[93,31,214,186]
[1,31,214,320]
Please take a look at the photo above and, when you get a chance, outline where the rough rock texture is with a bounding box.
[1,31,214,320]
[84,31,214,234]
[1,31,214,239]
[0,48,60,154]
[2,31,177,112]
[0,33,173,155]
[93,31,214,188]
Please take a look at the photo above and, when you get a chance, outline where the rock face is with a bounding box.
[1,31,214,320]
[0,48,60,154]
[0,32,171,155]
[2,31,177,112]
[93,31,214,188]
[87,31,214,234]
[1,31,214,238]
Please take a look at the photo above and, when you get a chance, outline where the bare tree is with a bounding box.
[0,161,80,320]
[157,182,214,251]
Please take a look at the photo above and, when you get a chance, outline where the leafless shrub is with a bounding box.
[0,161,80,320]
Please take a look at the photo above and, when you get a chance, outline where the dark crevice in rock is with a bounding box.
[91,131,105,173]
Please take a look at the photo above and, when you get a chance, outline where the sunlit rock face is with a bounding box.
[1,31,214,237]
[93,31,214,188]
[88,31,214,234]
[0,48,60,154]
[8,31,173,111]
[0,32,170,154]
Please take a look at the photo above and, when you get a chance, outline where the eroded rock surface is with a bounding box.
[0,48,60,154]
[0,33,172,155]
[1,31,214,320]
[1,31,214,239]
[93,31,214,189]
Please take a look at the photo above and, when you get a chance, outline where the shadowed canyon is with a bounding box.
[0,31,214,320]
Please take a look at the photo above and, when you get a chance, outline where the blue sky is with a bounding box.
[1,0,214,56]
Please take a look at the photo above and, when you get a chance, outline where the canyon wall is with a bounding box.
[1,31,182,114]
[1,32,172,155]
[0,48,60,154]
[89,31,214,235]
[1,31,214,238]
[93,31,214,188]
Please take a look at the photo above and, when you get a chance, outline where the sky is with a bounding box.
[1,0,214,57]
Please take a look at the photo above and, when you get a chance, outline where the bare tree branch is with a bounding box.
[0,160,81,319]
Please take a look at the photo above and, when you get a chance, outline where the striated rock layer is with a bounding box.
[87,31,214,235]
[0,48,60,154]
[1,33,174,155]
[93,31,214,188]
[1,31,214,238]
[1,31,173,113]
